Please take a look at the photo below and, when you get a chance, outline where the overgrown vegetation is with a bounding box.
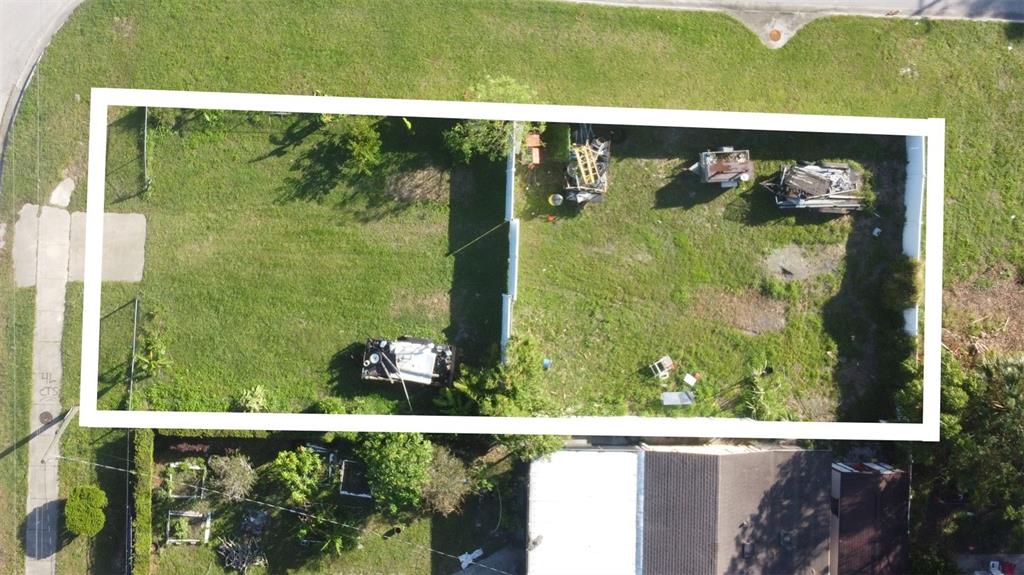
[132,429,154,575]
[899,353,1024,565]
[443,75,542,162]
[439,337,566,461]
[355,433,435,520]
[208,453,257,501]
[267,446,324,506]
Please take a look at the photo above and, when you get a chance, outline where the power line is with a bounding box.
[56,454,513,575]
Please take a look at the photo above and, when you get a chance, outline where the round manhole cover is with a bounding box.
[768,29,783,42]
[39,411,53,425]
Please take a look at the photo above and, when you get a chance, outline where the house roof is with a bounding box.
[527,450,640,575]
[527,447,832,575]
[642,447,832,575]
[832,467,910,575]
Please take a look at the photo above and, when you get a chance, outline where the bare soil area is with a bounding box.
[944,265,1024,357]
[762,243,844,281]
[385,164,450,202]
[695,288,786,335]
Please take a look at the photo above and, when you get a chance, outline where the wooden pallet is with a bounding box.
[573,143,599,185]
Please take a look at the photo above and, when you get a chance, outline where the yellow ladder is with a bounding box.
[573,144,599,185]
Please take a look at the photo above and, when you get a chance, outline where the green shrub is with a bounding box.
[235,384,269,413]
[545,123,572,163]
[132,429,154,575]
[170,517,189,540]
[338,116,383,177]
[208,454,257,501]
[880,255,923,312]
[266,447,324,505]
[155,428,270,439]
[356,433,434,520]
[66,485,108,537]
[422,447,473,517]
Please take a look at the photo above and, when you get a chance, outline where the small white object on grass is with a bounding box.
[459,548,484,569]
[872,227,882,237]
[683,373,698,386]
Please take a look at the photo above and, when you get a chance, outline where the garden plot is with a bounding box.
[515,125,914,421]
[97,109,506,415]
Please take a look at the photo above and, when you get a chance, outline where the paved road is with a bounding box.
[569,0,1024,19]
[0,0,82,154]
[568,0,1023,45]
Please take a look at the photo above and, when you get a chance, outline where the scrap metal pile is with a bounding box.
[561,124,611,206]
[361,337,457,387]
[764,162,867,213]
[690,147,754,188]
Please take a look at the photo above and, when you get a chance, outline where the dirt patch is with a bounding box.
[449,166,475,207]
[113,16,134,38]
[763,243,844,281]
[385,165,450,203]
[944,265,1024,357]
[694,288,786,335]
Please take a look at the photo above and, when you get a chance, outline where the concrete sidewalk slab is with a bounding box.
[68,211,147,282]
[32,310,64,343]
[13,203,38,287]
[47,177,74,207]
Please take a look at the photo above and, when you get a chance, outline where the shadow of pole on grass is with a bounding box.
[444,160,506,365]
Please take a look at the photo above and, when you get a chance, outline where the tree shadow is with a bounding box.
[445,160,506,366]
[821,155,916,421]
[724,451,832,575]
[252,115,323,162]
[430,490,520,575]
[20,499,67,559]
[1006,22,1024,42]
[273,116,456,223]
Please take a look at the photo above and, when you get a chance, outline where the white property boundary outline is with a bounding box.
[81,88,945,441]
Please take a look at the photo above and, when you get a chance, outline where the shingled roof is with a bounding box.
[642,447,832,575]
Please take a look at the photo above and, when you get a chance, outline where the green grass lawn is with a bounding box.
[515,126,911,420]
[97,109,506,414]
[1,0,1023,572]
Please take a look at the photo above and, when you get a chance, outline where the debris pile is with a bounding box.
[765,162,867,213]
[557,124,610,206]
[690,147,754,188]
[361,337,457,387]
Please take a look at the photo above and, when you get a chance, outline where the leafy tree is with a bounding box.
[65,485,108,537]
[208,454,257,501]
[438,337,566,461]
[902,353,1024,563]
[355,433,434,520]
[946,358,1024,520]
[422,447,473,517]
[267,447,324,506]
[443,76,540,163]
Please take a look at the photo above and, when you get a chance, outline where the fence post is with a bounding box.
[127,296,140,410]
[142,107,152,192]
